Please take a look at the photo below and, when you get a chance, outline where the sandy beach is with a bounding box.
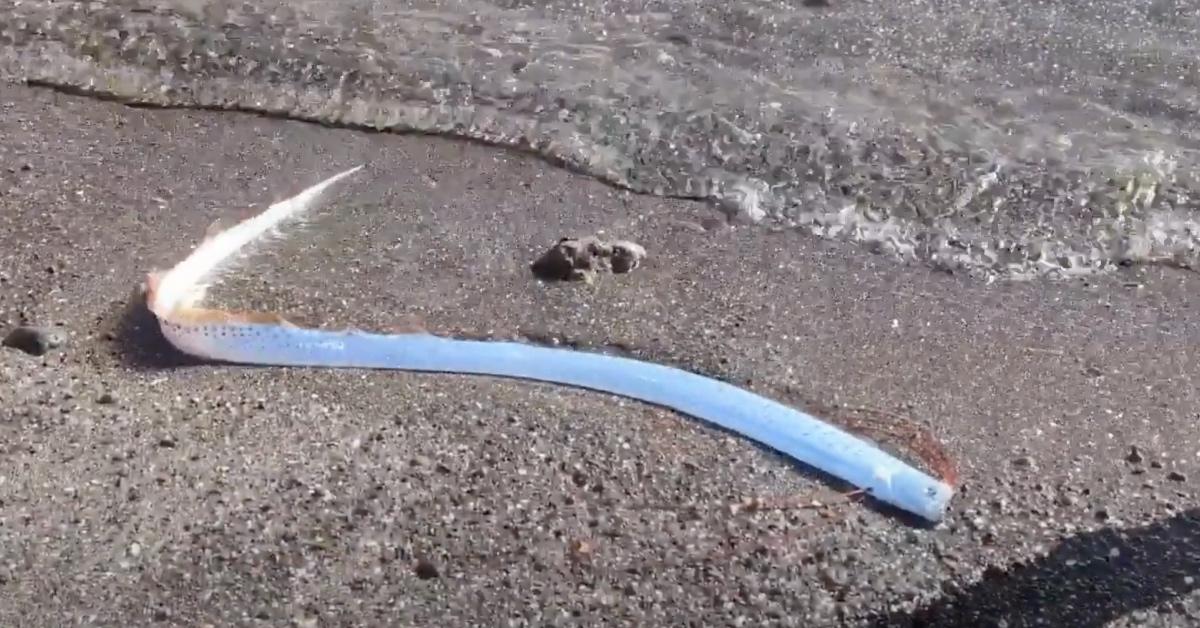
[2,81,1198,626]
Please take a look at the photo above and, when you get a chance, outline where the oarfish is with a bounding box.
[144,165,957,523]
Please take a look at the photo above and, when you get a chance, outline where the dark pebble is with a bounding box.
[1126,446,1144,464]
[571,470,588,487]
[414,558,440,579]
[157,437,177,448]
[2,325,67,356]
[96,392,116,405]
[610,240,647,274]
[1167,471,1187,483]
[530,237,601,281]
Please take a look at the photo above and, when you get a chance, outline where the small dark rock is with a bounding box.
[1011,455,1035,468]
[610,240,647,274]
[1151,460,1164,469]
[414,557,440,579]
[2,325,66,356]
[1167,471,1187,483]
[531,237,607,281]
[529,241,578,281]
[531,236,646,281]
[96,392,116,405]
[157,437,177,448]
[1126,446,1144,464]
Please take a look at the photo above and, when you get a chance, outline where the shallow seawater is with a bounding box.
[2,0,1198,280]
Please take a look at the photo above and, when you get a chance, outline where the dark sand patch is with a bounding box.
[1,82,1199,626]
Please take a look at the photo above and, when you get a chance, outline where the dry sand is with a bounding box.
[1,81,1198,626]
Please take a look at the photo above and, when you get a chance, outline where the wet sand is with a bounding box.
[1,81,1198,626]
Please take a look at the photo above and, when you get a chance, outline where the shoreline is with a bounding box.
[2,81,1198,626]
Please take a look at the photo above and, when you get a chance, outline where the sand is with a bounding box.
[1,81,1198,627]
